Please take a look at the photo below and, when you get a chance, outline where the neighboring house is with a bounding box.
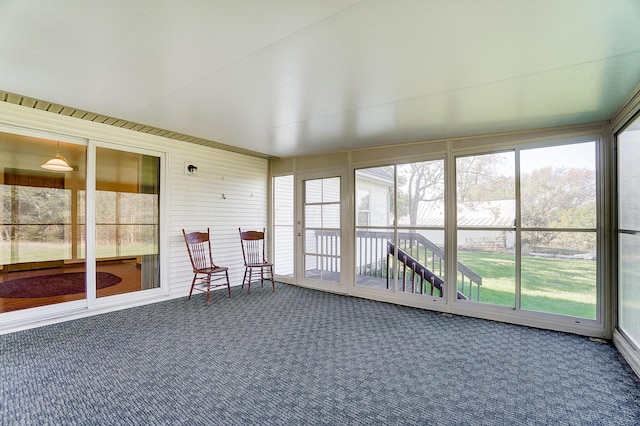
[457,200,516,250]
[355,168,393,227]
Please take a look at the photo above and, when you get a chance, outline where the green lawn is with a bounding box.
[457,251,597,319]
[1,244,157,263]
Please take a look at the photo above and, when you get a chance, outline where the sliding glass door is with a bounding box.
[455,141,598,320]
[519,142,597,318]
[0,132,86,313]
[456,152,516,306]
[354,166,394,291]
[617,114,640,347]
[0,131,163,315]
[94,146,161,297]
[355,160,446,299]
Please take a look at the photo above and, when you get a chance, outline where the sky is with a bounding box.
[519,141,596,174]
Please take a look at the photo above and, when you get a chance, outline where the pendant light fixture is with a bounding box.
[41,142,73,172]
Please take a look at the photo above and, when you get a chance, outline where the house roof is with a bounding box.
[409,199,515,227]
[1,1,639,158]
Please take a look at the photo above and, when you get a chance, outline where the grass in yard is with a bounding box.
[1,244,157,263]
[457,250,597,319]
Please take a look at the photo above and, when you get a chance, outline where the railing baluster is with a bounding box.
[352,230,481,299]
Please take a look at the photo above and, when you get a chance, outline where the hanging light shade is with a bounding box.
[41,145,73,172]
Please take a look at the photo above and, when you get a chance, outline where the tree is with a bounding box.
[397,161,444,226]
[395,154,512,226]
[521,166,595,251]
[456,154,512,203]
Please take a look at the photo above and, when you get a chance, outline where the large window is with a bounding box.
[95,147,160,295]
[520,143,597,318]
[355,166,394,290]
[0,133,163,314]
[456,152,515,305]
[273,175,294,277]
[303,177,341,283]
[617,114,640,347]
[456,141,598,319]
[355,160,446,297]
[0,132,86,312]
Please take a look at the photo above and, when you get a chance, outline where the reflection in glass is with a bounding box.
[95,147,160,296]
[0,132,86,313]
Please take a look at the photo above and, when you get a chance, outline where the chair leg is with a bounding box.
[225,270,231,298]
[188,274,197,301]
[247,266,252,294]
[206,273,211,306]
[269,265,275,291]
[242,268,249,289]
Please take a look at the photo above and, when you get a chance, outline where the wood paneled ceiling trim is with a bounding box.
[0,90,272,160]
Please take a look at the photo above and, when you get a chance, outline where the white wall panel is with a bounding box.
[0,101,268,328]
[169,142,268,295]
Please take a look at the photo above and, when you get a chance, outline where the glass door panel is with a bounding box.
[0,132,86,313]
[521,231,596,318]
[355,161,446,298]
[273,175,294,277]
[95,147,160,297]
[355,167,394,290]
[395,161,446,297]
[457,230,515,305]
[618,115,640,347]
[301,176,342,286]
[619,233,640,345]
[456,152,516,306]
[519,142,597,319]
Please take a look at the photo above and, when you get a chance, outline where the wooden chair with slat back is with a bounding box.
[182,228,231,305]
[238,227,274,294]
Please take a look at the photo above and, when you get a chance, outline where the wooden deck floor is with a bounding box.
[307,270,445,296]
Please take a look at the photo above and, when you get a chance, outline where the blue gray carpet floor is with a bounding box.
[1,283,639,425]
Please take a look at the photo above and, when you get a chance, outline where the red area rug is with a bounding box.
[0,272,121,298]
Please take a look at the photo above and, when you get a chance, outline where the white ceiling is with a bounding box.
[2,0,640,158]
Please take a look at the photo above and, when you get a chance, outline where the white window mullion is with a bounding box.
[85,141,97,305]
[515,149,522,311]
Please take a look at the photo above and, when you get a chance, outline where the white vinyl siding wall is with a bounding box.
[169,145,268,296]
[0,101,268,332]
